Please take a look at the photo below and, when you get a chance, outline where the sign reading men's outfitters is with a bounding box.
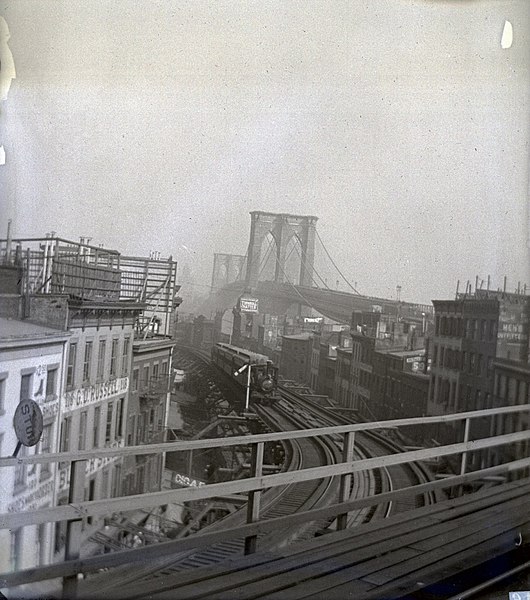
[61,377,129,414]
[239,297,259,313]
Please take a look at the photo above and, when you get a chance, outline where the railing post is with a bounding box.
[460,418,471,476]
[244,442,264,555]
[337,432,355,530]
[62,460,86,599]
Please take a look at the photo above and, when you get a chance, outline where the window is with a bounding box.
[132,369,139,392]
[37,523,48,566]
[121,338,130,375]
[20,373,32,401]
[10,529,23,571]
[105,402,114,443]
[93,406,101,448]
[110,339,119,377]
[112,464,122,497]
[83,341,93,382]
[143,366,150,387]
[78,411,88,450]
[66,344,77,389]
[46,368,57,397]
[162,361,168,375]
[116,398,124,438]
[153,363,159,380]
[14,445,27,488]
[0,376,6,412]
[39,423,53,479]
[127,415,135,446]
[101,468,110,499]
[59,417,71,452]
[97,339,106,381]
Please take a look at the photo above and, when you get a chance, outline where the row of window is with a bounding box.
[13,423,54,492]
[59,398,125,453]
[131,360,169,392]
[126,403,164,446]
[496,373,530,405]
[435,315,497,341]
[0,366,59,410]
[431,376,493,412]
[66,337,130,389]
[432,345,494,377]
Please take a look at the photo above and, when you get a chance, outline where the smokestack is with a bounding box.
[503,276,507,294]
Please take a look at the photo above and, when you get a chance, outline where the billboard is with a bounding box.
[239,297,259,313]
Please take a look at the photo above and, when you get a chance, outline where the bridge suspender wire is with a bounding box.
[291,241,329,290]
[255,235,277,281]
[282,221,330,290]
[315,228,361,295]
[267,238,321,313]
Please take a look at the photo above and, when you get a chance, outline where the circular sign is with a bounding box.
[14,400,44,447]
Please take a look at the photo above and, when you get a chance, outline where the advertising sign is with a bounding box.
[239,297,259,313]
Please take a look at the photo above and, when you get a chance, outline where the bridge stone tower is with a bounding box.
[245,211,318,289]
[211,253,247,290]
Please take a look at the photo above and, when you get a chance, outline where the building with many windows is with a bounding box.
[0,233,180,564]
[427,290,530,468]
[122,337,174,496]
[0,317,69,574]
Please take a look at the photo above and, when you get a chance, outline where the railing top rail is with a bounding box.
[2,429,530,531]
[0,237,122,255]
[1,403,529,468]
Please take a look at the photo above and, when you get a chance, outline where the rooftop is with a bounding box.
[0,317,70,344]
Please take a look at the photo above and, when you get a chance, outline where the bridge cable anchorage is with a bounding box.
[315,228,361,295]
[282,220,329,290]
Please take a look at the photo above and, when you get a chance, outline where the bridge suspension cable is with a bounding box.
[264,235,321,313]
[281,221,330,290]
[315,228,361,295]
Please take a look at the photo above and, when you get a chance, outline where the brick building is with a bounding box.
[428,290,530,467]
[279,334,312,385]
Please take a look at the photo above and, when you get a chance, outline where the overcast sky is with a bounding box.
[1,1,528,305]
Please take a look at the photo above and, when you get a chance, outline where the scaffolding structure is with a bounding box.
[0,235,181,337]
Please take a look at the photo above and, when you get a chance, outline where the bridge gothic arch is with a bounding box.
[245,211,318,289]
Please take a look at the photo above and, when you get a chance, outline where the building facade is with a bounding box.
[123,337,174,495]
[428,290,530,467]
[279,334,312,385]
[0,317,69,573]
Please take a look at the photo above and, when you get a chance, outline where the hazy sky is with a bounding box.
[1,1,528,304]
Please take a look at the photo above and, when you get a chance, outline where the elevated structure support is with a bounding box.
[245,212,318,289]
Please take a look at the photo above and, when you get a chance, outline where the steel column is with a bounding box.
[244,442,264,555]
[337,431,355,530]
[62,460,86,599]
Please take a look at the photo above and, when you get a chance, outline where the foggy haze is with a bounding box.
[1,0,528,306]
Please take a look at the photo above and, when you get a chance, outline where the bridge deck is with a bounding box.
[104,478,530,600]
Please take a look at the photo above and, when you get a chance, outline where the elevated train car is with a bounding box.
[211,342,280,406]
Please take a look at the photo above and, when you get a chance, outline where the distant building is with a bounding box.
[122,337,174,496]
[0,233,180,564]
[0,317,69,573]
[370,348,429,422]
[334,346,353,408]
[350,310,426,418]
[428,290,530,467]
[279,333,312,385]
[489,358,530,469]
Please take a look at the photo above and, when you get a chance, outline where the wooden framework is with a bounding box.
[1,403,530,594]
